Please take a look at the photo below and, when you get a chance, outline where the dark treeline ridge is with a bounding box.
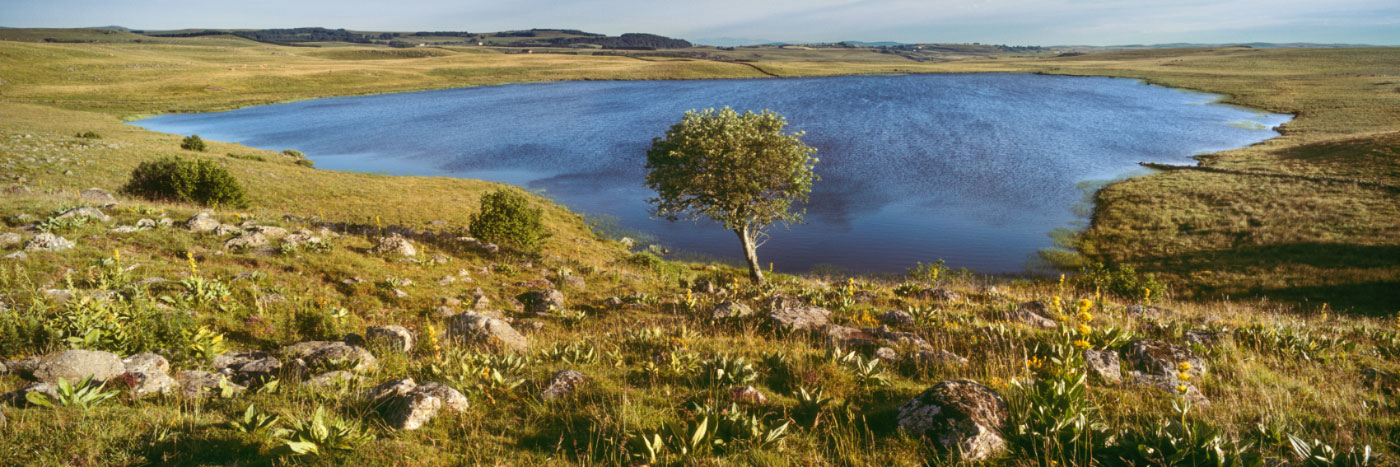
[141,27,376,45]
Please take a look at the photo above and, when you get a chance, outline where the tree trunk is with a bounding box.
[737,226,765,284]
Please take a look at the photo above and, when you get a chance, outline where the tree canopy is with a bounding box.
[645,107,818,283]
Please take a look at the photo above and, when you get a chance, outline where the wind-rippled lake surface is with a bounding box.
[134,74,1291,273]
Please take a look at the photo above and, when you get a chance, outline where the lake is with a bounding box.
[133,73,1291,274]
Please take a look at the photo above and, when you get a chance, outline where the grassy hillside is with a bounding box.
[0,33,1397,465]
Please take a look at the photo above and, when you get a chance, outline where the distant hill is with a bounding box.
[1066,42,1377,49]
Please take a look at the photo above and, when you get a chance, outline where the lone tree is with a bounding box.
[645,107,818,284]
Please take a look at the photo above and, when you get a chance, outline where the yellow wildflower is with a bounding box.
[1073,339,1090,349]
[1077,311,1093,322]
[1077,324,1092,335]
[1177,362,1192,372]
[1177,371,1192,382]
[1176,384,1189,394]
[1077,299,1092,313]
[113,248,120,265]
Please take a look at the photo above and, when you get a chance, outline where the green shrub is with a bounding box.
[181,134,207,151]
[282,149,304,158]
[283,149,315,168]
[294,158,315,168]
[122,156,250,208]
[1077,262,1166,300]
[469,189,549,252]
[75,131,101,139]
[226,152,267,162]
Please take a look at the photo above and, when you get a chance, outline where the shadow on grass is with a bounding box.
[1135,242,1400,315]
[146,434,271,466]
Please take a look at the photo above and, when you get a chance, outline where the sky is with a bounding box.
[4,0,1399,46]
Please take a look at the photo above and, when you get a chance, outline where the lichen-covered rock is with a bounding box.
[875,347,900,361]
[213,351,271,373]
[23,233,74,252]
[120,353,175,397]
[415,382,469,412]
[711,301,753,320]
[827,325,933,352]
[390,392,442,430]
[363,378,466,430]
[1010,301,1057,328]
[363,377,418,402]
[879,310,916,326]
[446,312,529,352]
[247,225,287,239]
[1128,371,1209,406]
[366,325,415,353]
[33,349,124,384]
[0,232,21,248]
[1185,330,1229,348]
[80,188,116,204]
[768,299,831,332]
[223,232,268,250]
[177,370,246,398]
[54,206,110,223]
[540,370,587,400]
[3,356,41,378]
[303,371,358,390]
[372,234,416,257]
[185,211,220,232]
[1082,350,1122,385]
[1124,339,1206,379]
[897,380,1009,462]
[518,289,566,315]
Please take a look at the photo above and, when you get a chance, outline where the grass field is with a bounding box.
[0,30,1397,465]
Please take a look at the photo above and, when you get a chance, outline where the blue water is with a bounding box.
[133,74,1291,274]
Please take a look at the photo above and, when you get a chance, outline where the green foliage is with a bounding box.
[281,406,371,456]
[25,376,118,410]
[1288,434,1374,466]
[122,156,249,208]
[225,152,267,162]
[645,107,818,283]
[696,354,758,387]
[1078,262,1166,301]
[468,189,549,253]
[228,404,284,437]
[180,134,206,151]
[75,131,101,139]
[1007,371,1111,464]
[906,259,948,285]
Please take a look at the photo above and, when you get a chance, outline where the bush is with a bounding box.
[75,131,101,139]
[469,189,549,252]
[284,149,314,168]
[122,156,250,208]
[1077,262,1166,300]
[181,134,207,151]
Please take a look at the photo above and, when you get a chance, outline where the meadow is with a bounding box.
[0,30,1396,465]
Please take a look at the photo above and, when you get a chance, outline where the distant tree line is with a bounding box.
[142,27,376,45]
[511,33,691,50]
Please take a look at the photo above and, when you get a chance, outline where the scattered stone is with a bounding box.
[711,301,753,320]
[135,218,157,229]
[110,225,140,234]
[1128,371,1209,406]
[23,233,73,252]
[437,276,457,286]
[185,212,220,232]
[915,349,970,366]
[366,325,415,353]
[518,289,566,315]
[416,382,469,412]
[602,297,624,307]
[1185,330,1230,348]
[433,306,457,319]
[1082,350,1122,384]
[54,206,110,223]
[0,232,21,248]
[303,371,358,390]
[283,341,377,373]
[224,232,268,250]
[256,294,287,307]
[897,380,1009,462]
[372,234,417,257]
[768,299,832,332]
[391,288,409,299]
[1009,301,1058,328]
[561,275,585,291]
[33,349,125,384]
[4,356,42,378]
[364,378,468,430]
[2,382,60,407]
[3,251,26,260]
[915,288,962,302]
[540,370,587,400]
[282,233,324,249]
[177,370,246,398]
[213,351,272,373]
[120,353,175,397]
[729,385,768,405]
[80,188,116,204]
[1124,339,1206,379]
[471,294,493,311]
[363,378,419,402]
[1126,305,1174,320]
[619,237,635,249]
[874,347,899,361]
[827,325,932,352]
[248,225,287,239]
[212,224,240,236]
[446,312,529,352]
[879,310,916,326]
[235,357,283,386]
[694,279,717,294]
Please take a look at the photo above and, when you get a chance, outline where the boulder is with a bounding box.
[897,380,1009,462]
[1124,339,1206,379]
[247,225,287,239]
[120,353,175,397]
[540,370,587,400]
[561,275,585,291]
[223,232,268,250]
[0,232,21,248]
[3,382,60,407]
[1185,330,1229,348]
[303,371,358,390]
[80,188,116,204]
[878,310,916,327]
[1128,371,1209,406]
[415,382,469,412]
[33,349,125,384]
[365,325,415,353]
[363,377,418,402]
[290,341,377,373]
[213,350,272,373]
[1009,302,1057,328]
[389,392,443,430]
[364,378,467,430]
[185,212,220,232]
[875,347,900,361]
[827,325,933,352]
[54,206,110,223]
[518,289,566,315]
[446,312,529,353]
[711,301,753,320]
[212,224,240,236]
[176,370,245,398]
[1082,350,1122,385]
[372,234,416,257]
[768,299,832,333]
[23,233,73,252]
[3,356,41,378]
[282,233,324,249]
